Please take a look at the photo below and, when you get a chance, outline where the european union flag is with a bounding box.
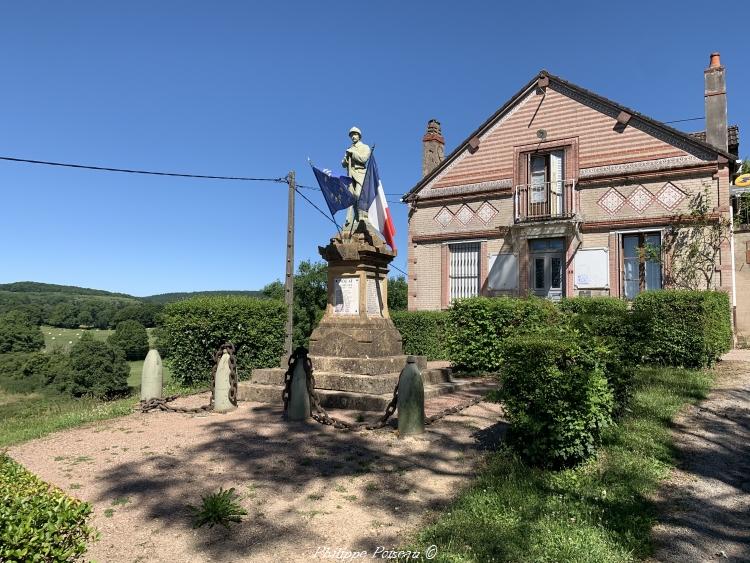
[311,165,356,216]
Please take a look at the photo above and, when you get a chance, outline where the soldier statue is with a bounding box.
[341,126,371,228]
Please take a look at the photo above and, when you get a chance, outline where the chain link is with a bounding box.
[285,348,483,432]
[140,342,238,414]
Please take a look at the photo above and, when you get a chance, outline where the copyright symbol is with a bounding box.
[425,545,437,559]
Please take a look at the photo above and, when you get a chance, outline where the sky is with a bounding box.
[0,1,747,297]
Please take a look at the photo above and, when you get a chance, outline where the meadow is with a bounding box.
[1,326,174,447]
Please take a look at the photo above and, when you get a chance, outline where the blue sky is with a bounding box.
[0,1,746,296]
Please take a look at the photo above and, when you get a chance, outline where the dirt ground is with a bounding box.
[9,382,503,563]
[651,349,750,562]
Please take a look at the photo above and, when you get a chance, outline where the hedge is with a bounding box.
[632,290,732,368]
[501,331,613,467]
[559,297,636,413]
[391,311,449,360]
[160,295,286,385]
[447,297,559,372]
[1,453,95,561]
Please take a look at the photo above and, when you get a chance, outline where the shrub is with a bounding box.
[0,311,44,353]
[161,295,285,385]
[108,319,149,360]
[501,330,613,467]
[447,297,559,372]
[0,452,95,561]
[52,335,130,398]
[560,297,636,413]
[391,310,449,360]
[633,290,732,368]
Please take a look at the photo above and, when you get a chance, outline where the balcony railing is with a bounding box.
[514,179,577,222]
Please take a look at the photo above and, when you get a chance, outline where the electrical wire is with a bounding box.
[663,117,704,124]
[0,155,287,183]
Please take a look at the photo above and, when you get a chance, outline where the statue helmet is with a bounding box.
[348,126,362,137]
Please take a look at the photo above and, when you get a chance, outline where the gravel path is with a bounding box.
[651,350,750,562]
[9,382,503,563]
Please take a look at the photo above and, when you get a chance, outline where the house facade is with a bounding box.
[404,54,746,334]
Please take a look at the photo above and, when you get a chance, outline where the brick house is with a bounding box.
[403,53,748,335]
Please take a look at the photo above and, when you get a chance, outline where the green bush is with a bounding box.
[108,319,149,360]
[161,295,285,385]
[391,310,449,360]
[501,331,613,467]
[50,335,130,398]
[0,311,44,353]
[633,290,732,368]
[1,452,95,561]
[560,297,636,413]
[447,297,559,372]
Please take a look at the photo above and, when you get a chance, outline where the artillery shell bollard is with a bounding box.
[397,356,425,437]
[140,349,163,401]
[288,349,311,421]
[213,351,236,413]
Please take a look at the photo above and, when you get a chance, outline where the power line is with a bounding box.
[663,116,704,124]
[296,181,406,204]
[0,155,287,183]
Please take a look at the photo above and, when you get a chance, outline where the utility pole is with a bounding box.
[284,171,295,359]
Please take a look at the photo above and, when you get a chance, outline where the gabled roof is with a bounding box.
[403,70,736,202]
[689,125,739,154]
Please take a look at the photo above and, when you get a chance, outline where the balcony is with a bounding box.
[514,179,577,223]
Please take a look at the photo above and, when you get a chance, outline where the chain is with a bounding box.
[140,342,238,414]
[289,348,483,432]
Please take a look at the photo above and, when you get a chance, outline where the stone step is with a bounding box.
[308,354,427,376]
[251,367,453,395]
[237,378,477,412]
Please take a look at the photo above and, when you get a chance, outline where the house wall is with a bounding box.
[406,78,733,313]
[733,230,750,343]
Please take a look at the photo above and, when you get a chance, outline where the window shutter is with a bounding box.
[549,150,564,214]
[449,242,480,300]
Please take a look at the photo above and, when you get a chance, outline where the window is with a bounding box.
[449,242,480,300]
[529,238,565,300]
[528,150,564,216]
[622,232,662,299]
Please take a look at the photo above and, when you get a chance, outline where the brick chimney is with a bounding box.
[704,52,728,152]
[422,119,445,177]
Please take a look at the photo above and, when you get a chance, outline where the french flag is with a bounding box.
[358,153,397,251]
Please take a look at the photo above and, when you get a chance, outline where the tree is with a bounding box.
[292,261,328,348]
[651,188,731,290]
[112,303,162,327]
[60,334,130,398]
[47,302,78,328]
[261,261,328,348]
[108,320,149,361]
[0,311,44,353]
[387,276,408,311]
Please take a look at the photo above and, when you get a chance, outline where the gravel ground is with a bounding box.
[651,350,750,562]
[9,381,503,563]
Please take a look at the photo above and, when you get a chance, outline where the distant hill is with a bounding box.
[0,281,137,300]
[142,290,265,305]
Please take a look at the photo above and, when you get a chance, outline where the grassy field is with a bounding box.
[408,366,714,562]
[0,388,136,448]
[41,325,113,352]
[1,326,178,448]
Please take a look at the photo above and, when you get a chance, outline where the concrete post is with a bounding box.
[397,356,425,436]
[288,355,311,421]
[140,349,163,401]
[213,351,236,413]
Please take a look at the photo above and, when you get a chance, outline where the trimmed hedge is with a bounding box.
[1,453,95,561]
[501,331,613,467]
[447,297,559,372]
[161,295,285,385]
[560,297,636,413]
[633,290,732,368]
[391,311,449,360]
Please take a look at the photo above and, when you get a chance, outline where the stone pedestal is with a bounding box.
[241,222,464,410]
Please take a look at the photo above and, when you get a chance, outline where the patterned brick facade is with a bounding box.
[405,70,737,316]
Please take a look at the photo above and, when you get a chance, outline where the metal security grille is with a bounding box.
[449,242,480,301]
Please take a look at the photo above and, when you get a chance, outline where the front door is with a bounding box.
[529,238,565,300]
